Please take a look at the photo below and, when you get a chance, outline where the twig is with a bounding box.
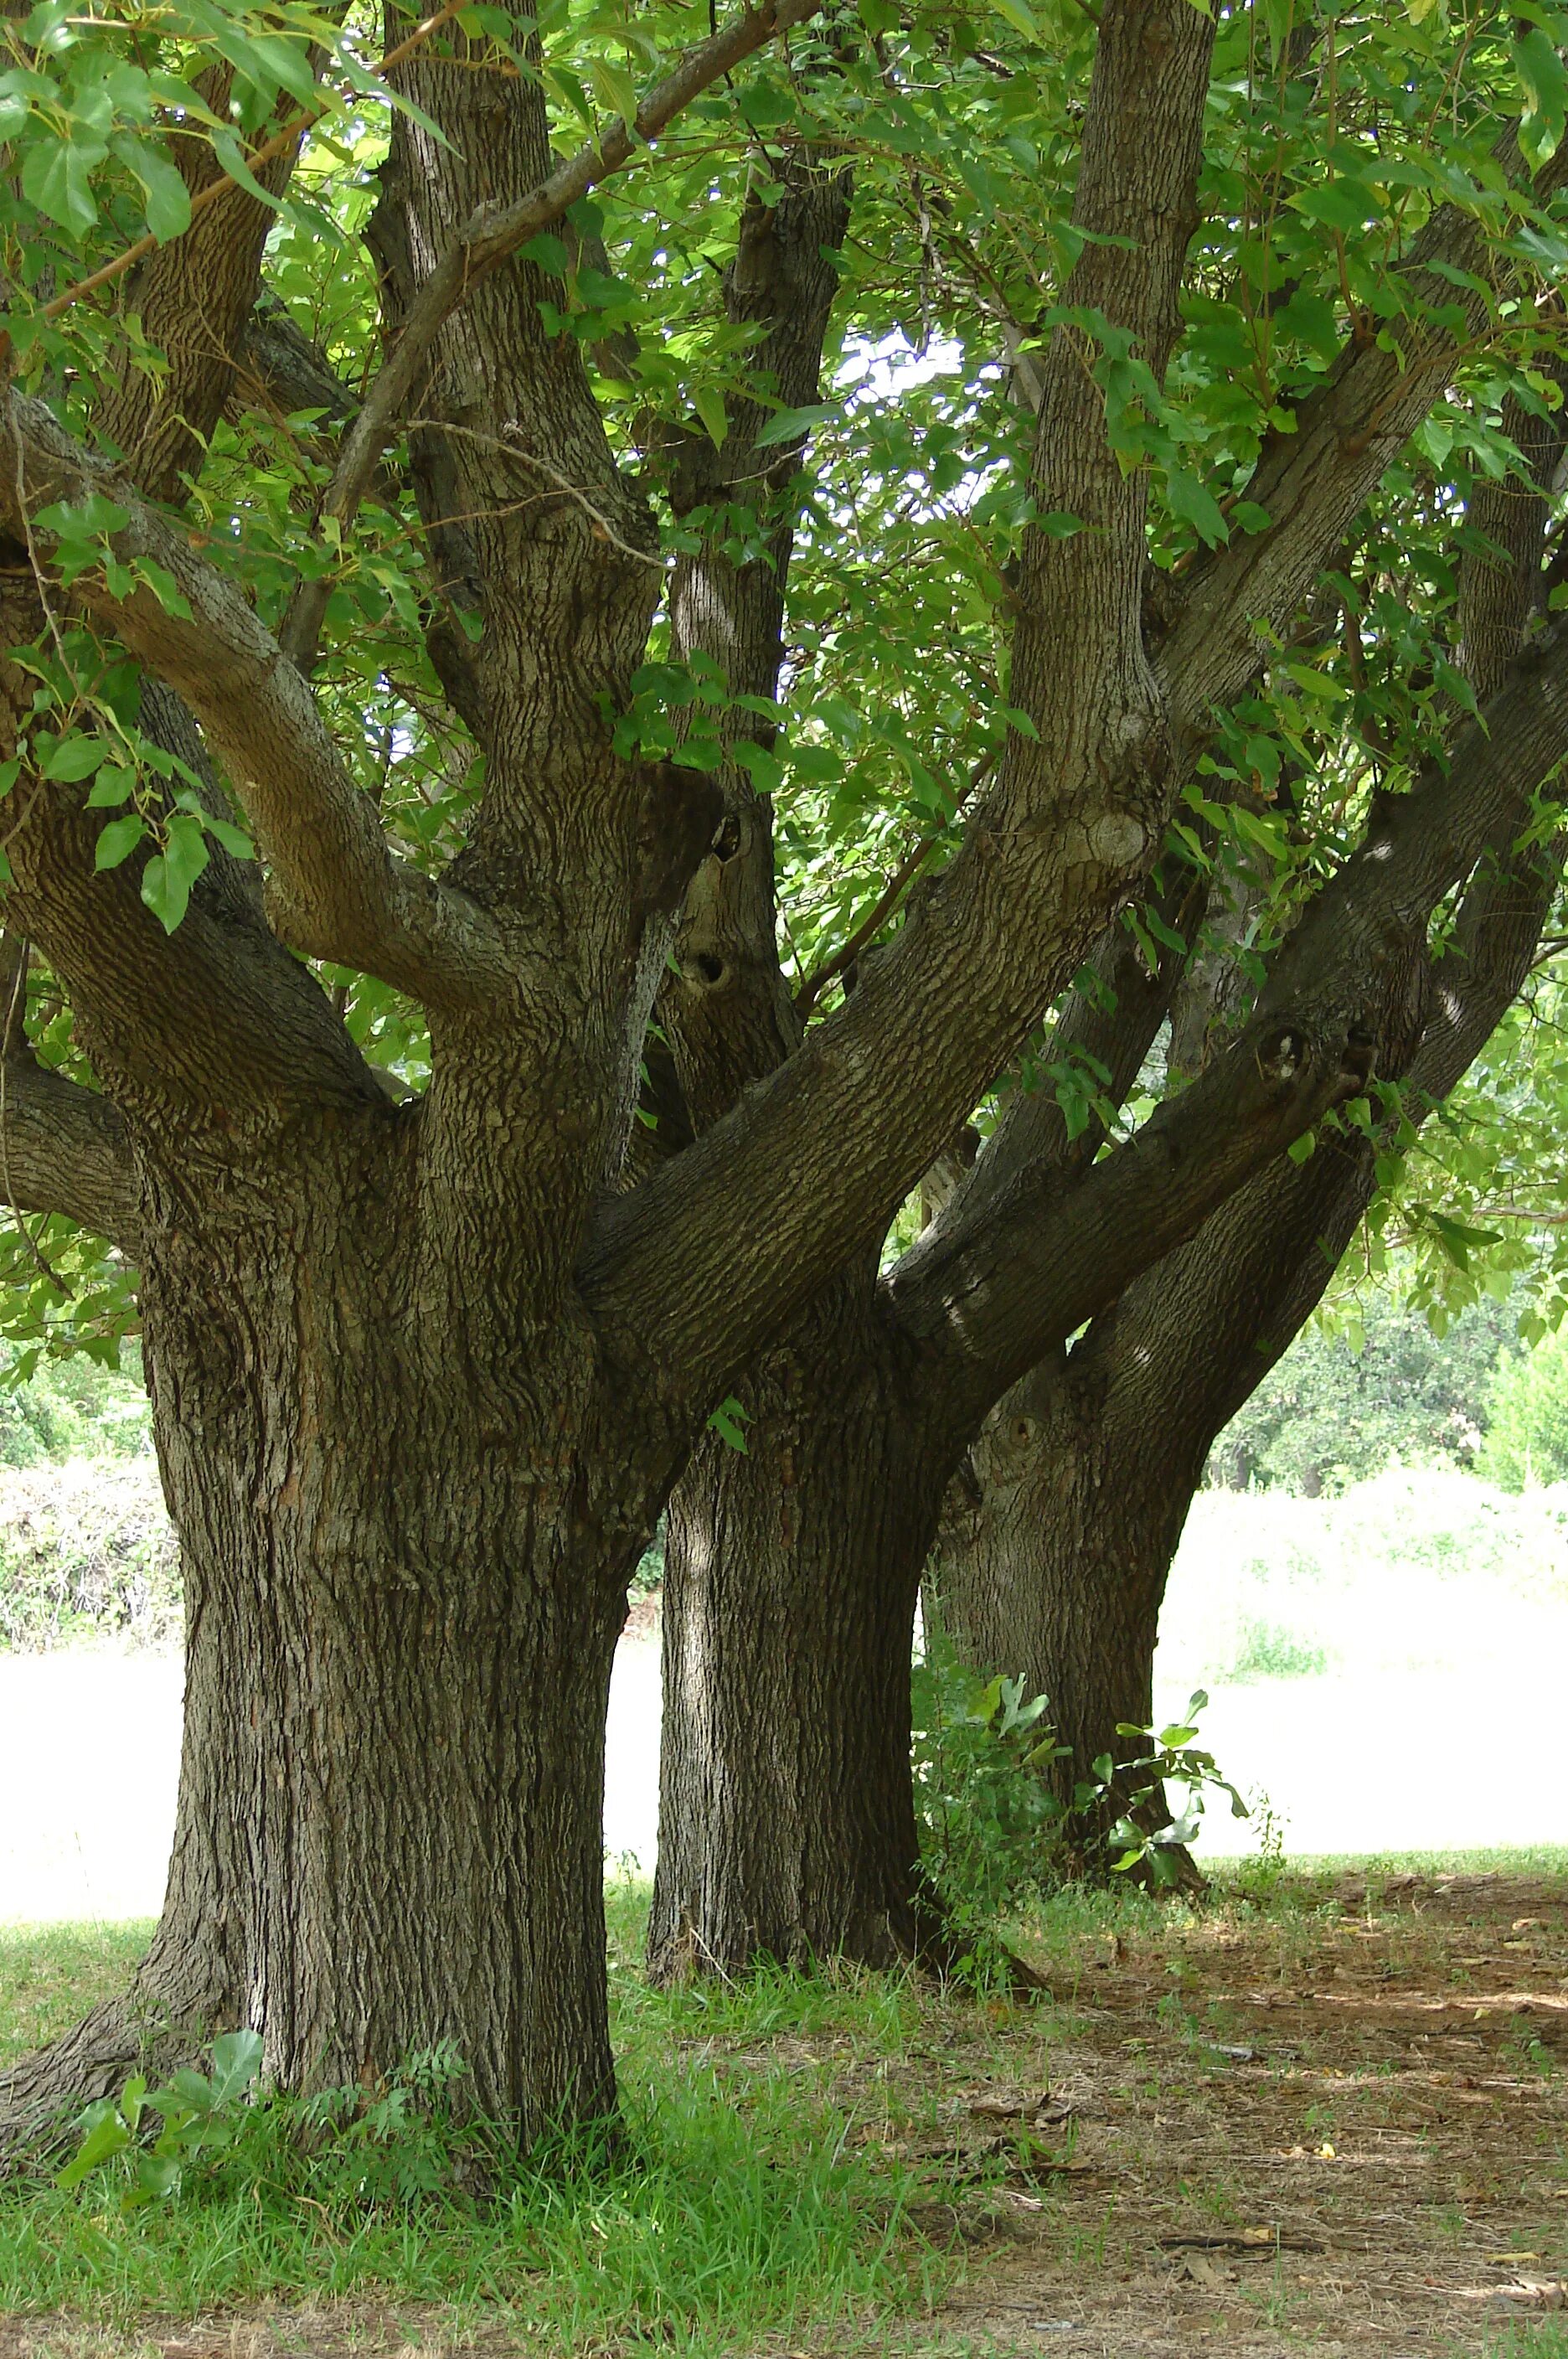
[407,418,668,570]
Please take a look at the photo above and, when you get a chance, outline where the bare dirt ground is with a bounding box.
[2,1868,1563,2359]
[926,1866,1568,2356]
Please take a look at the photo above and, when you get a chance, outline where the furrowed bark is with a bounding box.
[932,384,1568,1865]
[591,0,1219,1419]
[0,1050,138,1247]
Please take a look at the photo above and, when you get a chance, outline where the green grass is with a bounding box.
[0,1885,966,2350]
[0,1921,153,2068]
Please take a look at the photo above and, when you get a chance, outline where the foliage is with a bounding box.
[1,0,1567,1363]
[1096,1692,1250,1886]
[0,1343,149,1469]
[1225,1618,1329,1682]
[1478,1322,1568,1490]
[1160,1466,1568,1700]
[0,1457,177,1650]
[1209,1287,1517,1494]
[910,1638,1076,1958]
[910,1639,1243,1952]
[59,2030,266,2209]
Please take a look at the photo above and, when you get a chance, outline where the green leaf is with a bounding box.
[991,0,1039,36]
[94,814,145,870]
[39,733,106,782]
[693,385,728,452]
[22,131,101,235]
[57,2102,131,2188]
[129,2150,183,2204]
[202,814,255,860]
[754,402,840,450]
[1165,468,1229,548]
[707,1396,750,1453]
[588,54,639,130]
[87,764,137,809]
[1288,177,1385,234]
[112,136,193,244]
[207,2028,264,2106]
[1519,26,1568,158]
[140,813,209,932]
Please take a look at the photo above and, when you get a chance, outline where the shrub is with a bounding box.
[0,1458,179,1649]
[1225,1618,1330,1682]
[1478,1324,1568,1490]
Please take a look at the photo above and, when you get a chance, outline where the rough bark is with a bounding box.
[930,1353,1184,1859]
[2,0,1562,2157]
[649,1292,941,1976]
[930,384,1568,1874]
[0,1111,642,2147]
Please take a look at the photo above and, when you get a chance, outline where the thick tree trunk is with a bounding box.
[648,1283,943,1979]
[933,1368,1169,1802]
[0,1126,643,2150]
[931,1360,1189,1869]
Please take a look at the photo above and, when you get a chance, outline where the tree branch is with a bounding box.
[1162,127,1568,728]
[0,1054,140,1250]
[886,1001,1374,1425]
[583,0,1220,1406]
[0,391,510,1001]
[281,0,825,668]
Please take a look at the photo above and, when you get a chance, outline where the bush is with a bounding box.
[0,1345,152,1470]
[0,1458,179,1650]
[1209,1292,1513,1494]
[1225,1618,1329,1682]
[1478,1323,1568,1490]
[910,1638,1070,1950]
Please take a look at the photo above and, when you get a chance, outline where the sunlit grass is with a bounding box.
[0,1884,962,2351]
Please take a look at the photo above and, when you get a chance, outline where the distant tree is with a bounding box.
[1209,1290,1515,1495]
[1478,1324,1568,1489]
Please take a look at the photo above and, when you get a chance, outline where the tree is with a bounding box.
[648,8,1568,1962]
[933,372,1568,1862]
[0,0,1380,2147]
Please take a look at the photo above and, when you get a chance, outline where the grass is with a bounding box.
[0,1884,971,2351]
[3,1856,1565,2353]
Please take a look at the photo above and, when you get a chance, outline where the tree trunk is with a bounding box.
[0,1125,643,2149]
[931,1357,1187,1868]
[648,1282,942,1979]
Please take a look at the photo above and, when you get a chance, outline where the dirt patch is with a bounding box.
[907,1870,1568,2355]
[0,2310,502,2359]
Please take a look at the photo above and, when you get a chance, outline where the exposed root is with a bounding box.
[0,1954,232,2171]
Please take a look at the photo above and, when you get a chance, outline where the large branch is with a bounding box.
[0,392,509,1001]
[0,1056,140,1250]
[1064,374,1568,1474]
[1081,831,1560,1484]
[281,0,824,668]
[897,623,1568,1418]
[583,0,1217,1404]
[886,998,1373,1427]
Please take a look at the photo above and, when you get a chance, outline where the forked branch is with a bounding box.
[0,393,510,1003]
[282,0,825,666]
